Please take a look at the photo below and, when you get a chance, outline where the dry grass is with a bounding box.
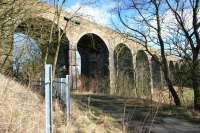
[58,101,122,133]
[2,72,197,133]
[0,74,45,133]
[0,74,122,133]
[152,87,194,106]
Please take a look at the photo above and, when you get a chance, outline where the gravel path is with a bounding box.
[73,94,200,133]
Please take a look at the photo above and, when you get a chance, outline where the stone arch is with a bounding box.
[169,61,175,84]
[136,50,151,97]
[151,56,161,89]
[114,43,135,96]
[179,62,191,86]
[74,30,111,51]
[14,17,69,78]
[77,33,110,93]
[174,62,180,85]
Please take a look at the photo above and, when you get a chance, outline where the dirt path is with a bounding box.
[73,94,200,133]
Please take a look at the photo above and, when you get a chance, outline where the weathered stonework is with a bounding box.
[0,1,178,97]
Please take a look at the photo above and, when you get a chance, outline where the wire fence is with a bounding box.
[41,64,71,133]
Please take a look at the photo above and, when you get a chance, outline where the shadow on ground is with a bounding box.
[72,94,200,133]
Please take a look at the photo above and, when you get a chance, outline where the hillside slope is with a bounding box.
[0,74,122,133]
[0,74,45,132]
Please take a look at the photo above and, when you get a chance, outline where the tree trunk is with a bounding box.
[193,79,200,111]
[162,58,181,106]
[43,46,49,65]
[155,5,181,106]
[52,40,61,79]
[192,61,200,111]
[158,33,181,106]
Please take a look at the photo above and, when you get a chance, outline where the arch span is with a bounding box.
[169,61,175,84]
[136,50,151,97]
[151,56,161,89]
[114,44,135,96]
[14,17,69,78]
[77,33,110,93]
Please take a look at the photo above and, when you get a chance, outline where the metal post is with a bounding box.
[65,75,71,123]
[74,49,77,90]
[60,78,65,101]
[69,44,73,89]
[149,58,154,97]
[45,64,53,133]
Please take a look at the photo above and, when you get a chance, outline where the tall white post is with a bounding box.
[65,75,71,123]
[45,64,53,133]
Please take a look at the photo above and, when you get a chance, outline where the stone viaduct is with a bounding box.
[0,1,178,97]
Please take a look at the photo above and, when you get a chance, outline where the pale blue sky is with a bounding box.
[13,33,42,70]
[42,0,119,27]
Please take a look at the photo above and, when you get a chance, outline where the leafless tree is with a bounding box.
[0,0,80,80]
[113,0,181,106]
[42,0,81,79]
[166,0,200,111]
[0,0,39,73]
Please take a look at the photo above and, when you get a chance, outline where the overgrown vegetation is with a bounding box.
[0,74,123,132]
[0,0,200,132]
[112,0,200,111]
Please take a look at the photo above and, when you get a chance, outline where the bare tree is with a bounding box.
[113,0,181,106]
[0,0,39,73]
[166,0,200,111]
[0,0,80,79]
[43,0,81,79]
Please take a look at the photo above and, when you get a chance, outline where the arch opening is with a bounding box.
[13,33,42,81]
[114,44,134,96]
[77,33,110,93]
[169,61,175,84]
[174,62,180,85]
[13,17,69,81]
[136,50,151,97]
[151,56,161,89]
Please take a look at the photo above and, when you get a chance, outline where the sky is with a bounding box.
[43,0,118,27]
[13,0,200,71]
[13,33,42,71]
[14,0,113,73]
[16,1,198,57]
[66,0,115,26]
[40,0,198,39]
